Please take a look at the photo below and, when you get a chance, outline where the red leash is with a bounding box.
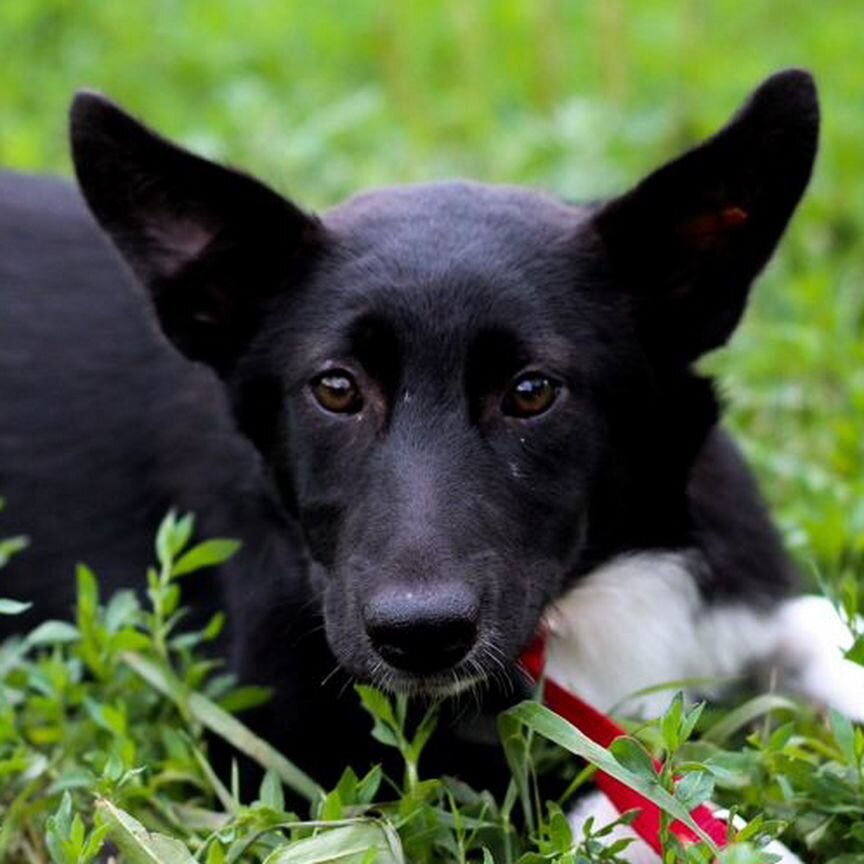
[519,635,728,855]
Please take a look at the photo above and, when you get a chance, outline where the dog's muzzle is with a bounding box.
[363,582,479,675]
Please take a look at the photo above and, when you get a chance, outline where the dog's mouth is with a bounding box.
[372,668,488,699]
[364,637,521,701]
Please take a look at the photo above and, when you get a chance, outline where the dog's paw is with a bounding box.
[772,595,864,722]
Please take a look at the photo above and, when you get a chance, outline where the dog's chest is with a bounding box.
[543,552,779,716]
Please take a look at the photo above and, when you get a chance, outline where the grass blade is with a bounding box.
[122,651,323,803]
[96,799,197,863]
[702,694,799,745]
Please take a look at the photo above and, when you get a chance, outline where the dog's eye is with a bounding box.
[310,370,363,414]
[503,373,559,418]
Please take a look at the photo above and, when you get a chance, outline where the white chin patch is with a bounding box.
[543,551,864,721]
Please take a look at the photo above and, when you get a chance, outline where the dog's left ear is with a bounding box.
[594,69,819,364]
[70,92,321,375]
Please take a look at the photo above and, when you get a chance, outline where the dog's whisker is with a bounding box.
[320,663,343,688]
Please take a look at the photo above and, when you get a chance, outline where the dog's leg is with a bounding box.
[699,592,864,720]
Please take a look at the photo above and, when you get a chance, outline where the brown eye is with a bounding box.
[503,373,559,418]
[310,370,363,414]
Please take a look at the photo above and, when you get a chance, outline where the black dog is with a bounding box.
[2,69,857,792]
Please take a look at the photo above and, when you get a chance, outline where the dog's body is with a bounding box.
[2,71,859,805]
[0,172,379,784]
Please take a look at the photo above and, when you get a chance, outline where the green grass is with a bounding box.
[2,512,864,864]
[1,512,863,863]
[1,2,863,861]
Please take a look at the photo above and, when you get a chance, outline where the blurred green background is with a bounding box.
[1,0,862,583]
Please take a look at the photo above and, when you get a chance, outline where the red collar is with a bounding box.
[519,634,728,855]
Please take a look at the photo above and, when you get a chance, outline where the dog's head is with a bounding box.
[70,71,818,696]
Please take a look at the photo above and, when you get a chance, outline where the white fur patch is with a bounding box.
[544,551,864,720]
[772,595,864,721]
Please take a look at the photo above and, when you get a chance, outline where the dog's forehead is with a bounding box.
[323,180,587,259]
[270,182,617,379]
[311,181,598,336]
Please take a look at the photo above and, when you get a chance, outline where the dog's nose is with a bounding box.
[364,585,479,675]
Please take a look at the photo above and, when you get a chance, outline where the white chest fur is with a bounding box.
[543,551,864,720]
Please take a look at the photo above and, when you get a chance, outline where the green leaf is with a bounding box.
[547,804,573,853]
[369,722,399,749]
[105,590,141,633]
[356,765,383,805]
[171,539,242,577]
[406,701,439,763]
[206,842,226,864]
[766,721,795,752]
[661,692,684,752]
[155,510,179,570]
[202,610,226,641]
[84,699,127,735]
[680,701,705,744]
[609,737,658,783]
[83,825,112,862]
[0,535,29,568]
[0,598,32,615]
[26,620,80,646]
[319,788,344,821]
[97,799,197,863]
[171,513,196,558]
[259,769,286,812]
[334,766,358,805]
[262,821,404,864]
[356,685,398,730]
[45,791,75,863]
[830,708,857,766]
[356,685,402,749]
[675,769,715,811]
[206,843,226,864]
[76,564,100,617]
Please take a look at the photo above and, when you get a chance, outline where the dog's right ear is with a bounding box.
[593,69,819,365]
[70,92,321,375]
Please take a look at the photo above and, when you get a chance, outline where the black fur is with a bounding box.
[0,70,818,789]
